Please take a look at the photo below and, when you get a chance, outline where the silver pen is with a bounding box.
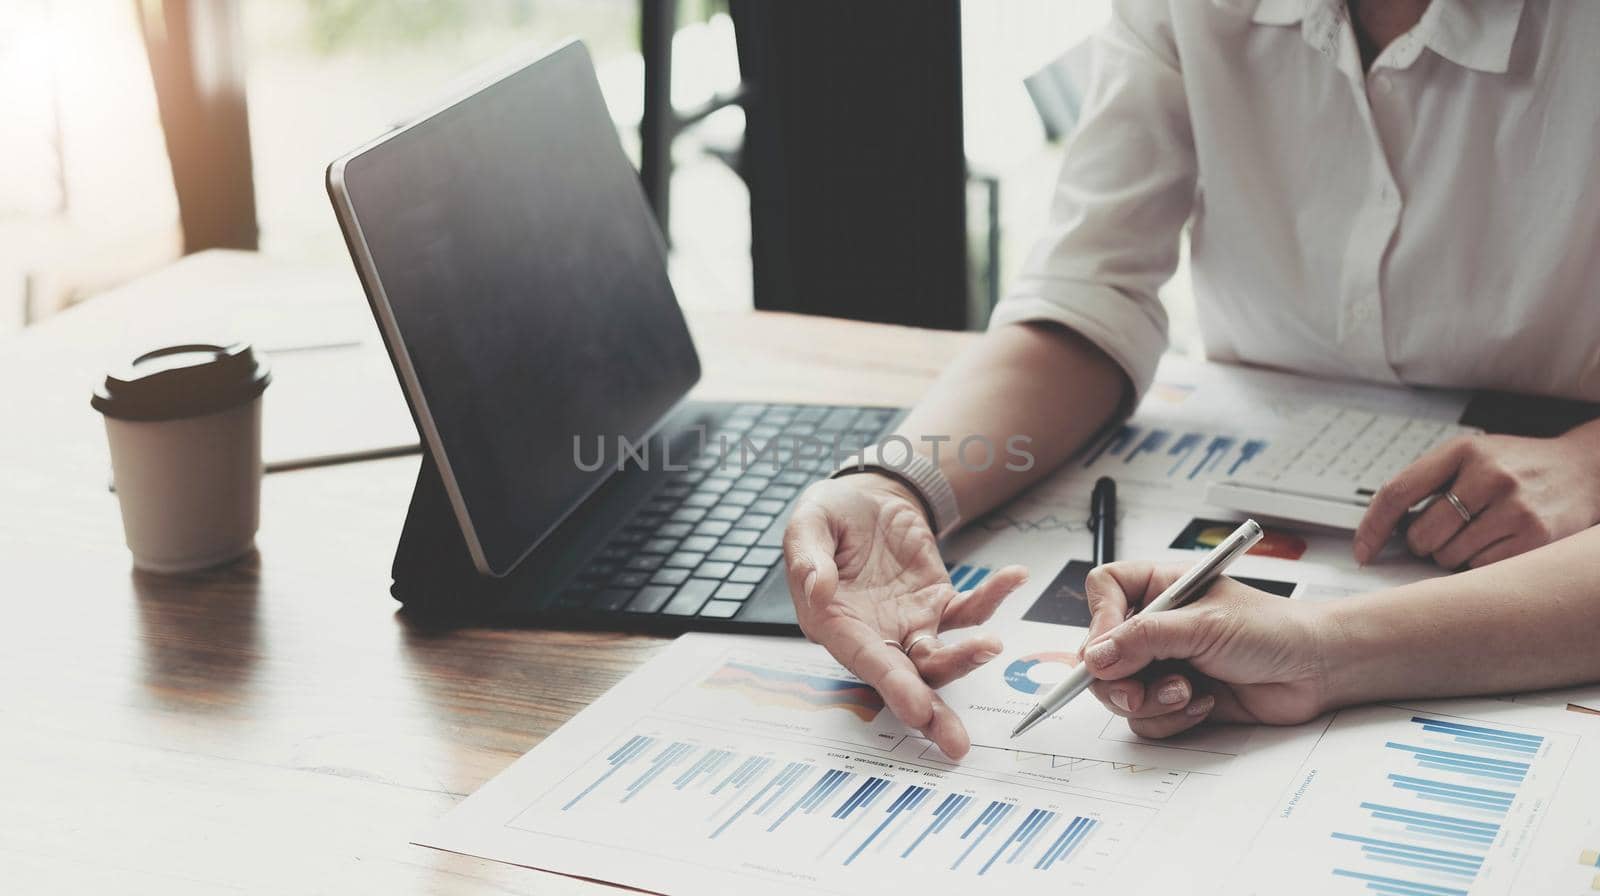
[1009,519,1263,738]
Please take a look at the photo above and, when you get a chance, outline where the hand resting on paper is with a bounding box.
[1354,424,1600,569]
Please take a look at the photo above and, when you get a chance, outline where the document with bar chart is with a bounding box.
[415,633,1262,895]
[1227,700,1600,896]
[417,635,1600,895]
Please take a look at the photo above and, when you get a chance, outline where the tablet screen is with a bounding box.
[334,42,700,575]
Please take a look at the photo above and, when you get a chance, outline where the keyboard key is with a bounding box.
[757,518,787,547]
[611,571,650,589]
[657,522,693,538]
[594,588,635,611]
[658,483,691,499]
[722,489,758,507]
[699,599,742,618]
[732,513,774,531]
[715,582,755,601]
[662,580,719,616]
[728,565,768,584]
[609,529,647,546]
[742,547,782,568]
[750,498,786,515]
[693,561,736,580]
[700,476,735,494]
[706,505,743,521]
[776,471,811,486]
[708,545,747,563]
[595,545,630,562]
[663,551,706,569]
[723,529,760,547]
[644,498,677,514]
[626,585,676,613]
[650,567,691,586]
[682,491,718,508]
[694,520,733,537]
[735,476,773,493]
[625,554,665,571]
[669,507,707,523]
[642,538,679,555]
[632,511,666,528]
[764,485,799,501]
[819,409,859,431]
[795,406,827,422]
[679,535,718,552]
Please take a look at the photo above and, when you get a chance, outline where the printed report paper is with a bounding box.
[415,633,1600,895]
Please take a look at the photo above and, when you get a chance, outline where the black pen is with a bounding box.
[1090,476,1117,566]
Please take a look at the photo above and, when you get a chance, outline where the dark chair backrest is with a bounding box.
[730,0,970,330]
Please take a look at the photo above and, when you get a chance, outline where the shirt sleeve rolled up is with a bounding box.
[990,0,1196,403]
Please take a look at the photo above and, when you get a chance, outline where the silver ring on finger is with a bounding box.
[1443,490,1474,524]
[903,633,939,657]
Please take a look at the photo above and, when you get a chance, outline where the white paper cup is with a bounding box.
[93,343,271,573]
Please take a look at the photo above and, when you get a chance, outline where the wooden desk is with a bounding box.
[0,252,975,893]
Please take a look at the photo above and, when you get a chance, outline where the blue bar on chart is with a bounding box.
[1358,803,1499,846]
[978,807,1056,875]
[1384,742,1530,784]
[622,742,695,802]
[673,748,734,790]
[1082,425,1139,467]
[1331,868,1469,896]
[712,755,774,796]
[844,784,933,865]
[1410,716,1544,755]
[711,760,810,838]
[903,793,973,858]
[1385,775,1513,815]
[768,767,852,831]
[833,777,891,820]
[1228,439,1266,475]
[1123,429,1170,464]
[952,802,1016,871]
[1035,816,1098,871]
[1330,833,1483,881]
[947,563,992,590]
[563,735,656,810]
[1165,432,1202,475]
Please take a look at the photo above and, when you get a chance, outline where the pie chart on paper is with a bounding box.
[1003,652,1081,695]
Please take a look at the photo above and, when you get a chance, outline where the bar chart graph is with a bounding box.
[513,721,1141,891]
[1081,422,1269,485]
[1239,705,1578,896]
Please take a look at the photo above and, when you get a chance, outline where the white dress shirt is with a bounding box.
[992,0,1600,403]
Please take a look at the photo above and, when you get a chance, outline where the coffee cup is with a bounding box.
[92,343,271,573]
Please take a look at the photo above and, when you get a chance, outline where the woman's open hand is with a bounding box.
[782,476,1028,758]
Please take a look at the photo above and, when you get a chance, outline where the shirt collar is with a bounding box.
[1240,0,1524,74]
[1424,0,1523,74]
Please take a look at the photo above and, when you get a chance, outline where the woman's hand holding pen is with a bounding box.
[1079,563,1333,738]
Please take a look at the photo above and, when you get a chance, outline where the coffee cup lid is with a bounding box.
[92,342,271,422]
